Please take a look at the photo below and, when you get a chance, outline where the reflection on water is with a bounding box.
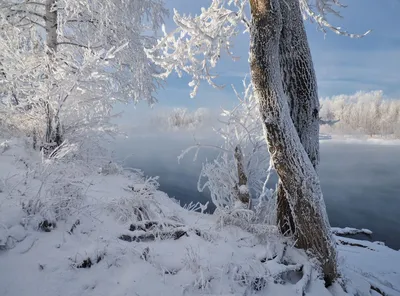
[119,135,400,250]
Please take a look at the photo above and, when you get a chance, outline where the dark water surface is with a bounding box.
[319,142,400,249]
[121,135,400,250]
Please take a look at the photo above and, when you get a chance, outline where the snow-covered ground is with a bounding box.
[1,138,400,296]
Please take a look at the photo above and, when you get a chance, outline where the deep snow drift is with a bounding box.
[1,138,400,296]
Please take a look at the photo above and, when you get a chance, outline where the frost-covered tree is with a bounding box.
[147,0,368,284]
[0,0,167,152]
[249,0,339,282]
[180,81,270,212]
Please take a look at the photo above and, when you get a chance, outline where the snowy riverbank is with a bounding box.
[1,138,400,296]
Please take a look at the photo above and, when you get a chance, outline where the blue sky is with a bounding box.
[122,0,400,119]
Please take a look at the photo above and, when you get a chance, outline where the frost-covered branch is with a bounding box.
[299,0,371,37]
[147,0,369,97]
[147,0,247,98]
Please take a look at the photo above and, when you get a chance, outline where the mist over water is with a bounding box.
[116,132,400,250]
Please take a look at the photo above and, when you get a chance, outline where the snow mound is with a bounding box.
[332,227,373,236]
[1,137,400,296]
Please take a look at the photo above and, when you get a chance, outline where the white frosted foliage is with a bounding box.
[0,0,167,149]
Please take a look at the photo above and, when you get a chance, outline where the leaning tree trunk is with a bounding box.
[249,0,338,285]
[276,0,320,235]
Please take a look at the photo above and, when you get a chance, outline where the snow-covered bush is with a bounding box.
[0,139,87,229]
[106,174,162,224]
[180,82,273,219]
[20,160,88,228]
[22,181,84,222]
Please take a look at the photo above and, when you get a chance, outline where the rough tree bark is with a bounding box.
[249,0,338,285]
[276,0,320,235]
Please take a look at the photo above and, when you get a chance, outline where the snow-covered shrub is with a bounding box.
[21,172,86,227]
[46,182,85,220]
[1,134,124,232]
[181,82,272,217]
[3,139,90,229]
[106,174,162,224]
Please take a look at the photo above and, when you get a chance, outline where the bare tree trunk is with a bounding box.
[45,0,58,54]
[234,145,251,207]
[249,0,338,285]
[276,0,320,235]
[44,0,61,152]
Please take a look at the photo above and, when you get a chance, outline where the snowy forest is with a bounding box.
[1,0,400,296]
[320,91,400,137]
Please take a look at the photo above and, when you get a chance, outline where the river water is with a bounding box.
[319,141,400,249]
[119,135,400,250]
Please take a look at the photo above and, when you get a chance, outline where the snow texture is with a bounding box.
[1,138,400,296]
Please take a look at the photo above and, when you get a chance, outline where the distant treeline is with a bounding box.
[152,91,400,138]
[319,91,400,138]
